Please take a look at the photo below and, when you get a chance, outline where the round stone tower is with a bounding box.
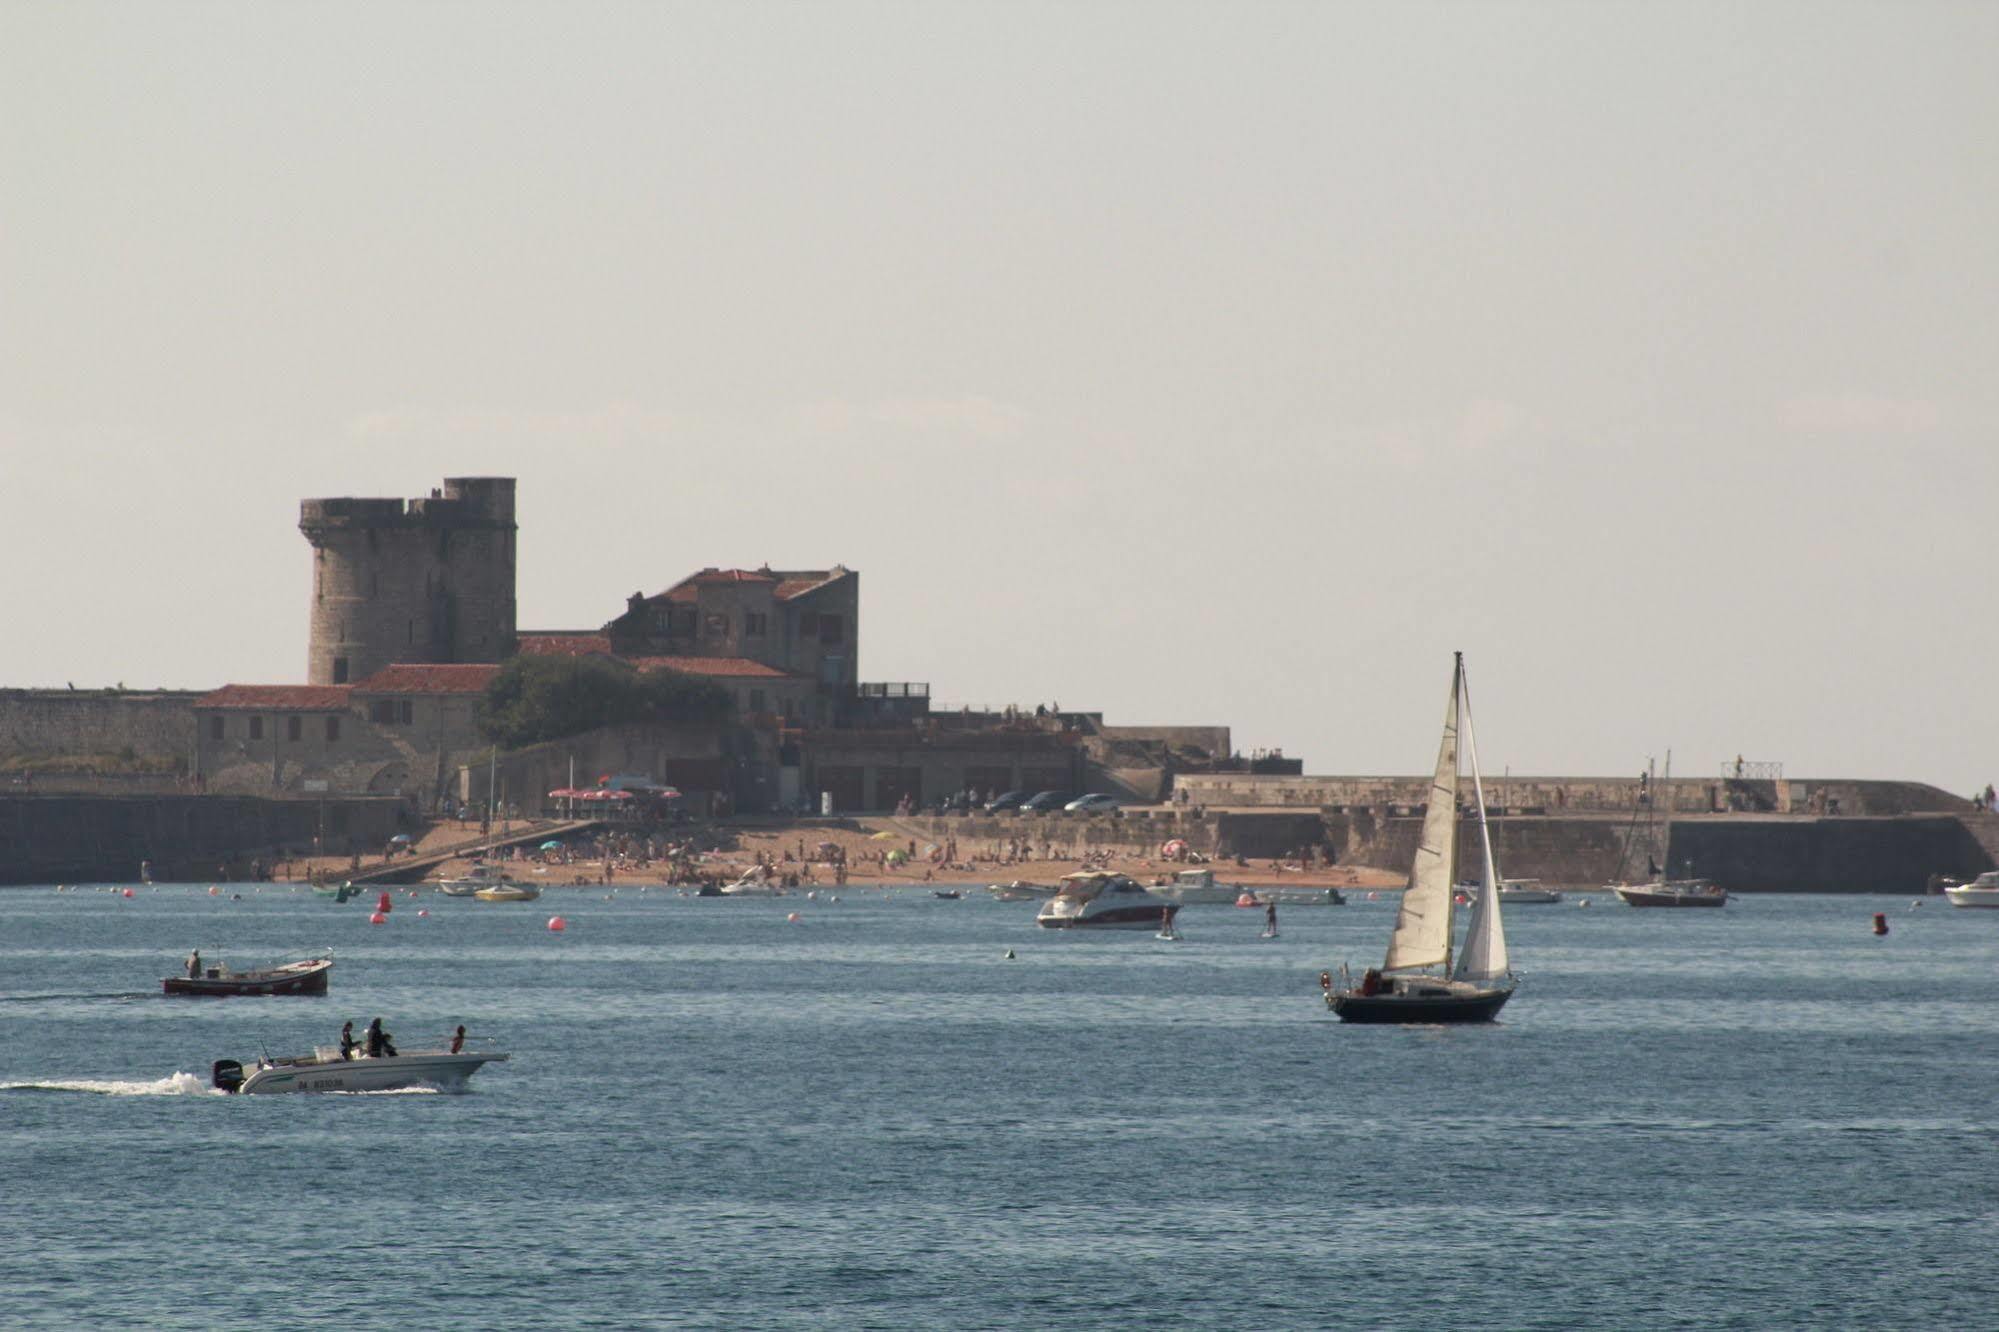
[299,477,517,685]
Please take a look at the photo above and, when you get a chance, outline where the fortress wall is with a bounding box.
[0,793,406,885]
[0,692,200,765]
[1172,773,1970,818]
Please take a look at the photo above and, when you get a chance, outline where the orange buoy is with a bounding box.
[368,911,388,925]
[547,916,566,931]
[1872,913,1888,936]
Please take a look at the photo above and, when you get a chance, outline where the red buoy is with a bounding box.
[1872,913,1888,936]
[368,911,388,925]
[376,891,392,914]
[547,916,566,932]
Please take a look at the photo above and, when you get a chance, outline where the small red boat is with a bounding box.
[163,956,333,997]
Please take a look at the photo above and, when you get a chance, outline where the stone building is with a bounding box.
[299,476,517,685]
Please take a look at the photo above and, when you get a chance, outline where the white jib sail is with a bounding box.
[1452,660,1509,982]
[1383,657,1460,973]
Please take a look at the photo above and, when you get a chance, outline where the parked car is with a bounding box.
[1019,791,1073,813]
[1063,793,1122,814]
[984,790,1029,813]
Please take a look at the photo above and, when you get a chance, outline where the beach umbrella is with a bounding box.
[870,831,899,841]
[389,833,414,844]
[1161,839,1188,858]
[539,840,564,851]
[885,849,907,865]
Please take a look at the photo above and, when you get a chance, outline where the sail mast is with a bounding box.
[1453,658,1509,981]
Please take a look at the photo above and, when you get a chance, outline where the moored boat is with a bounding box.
[987,880,1057,902]
[1321,653,1516,1024]
[1614,879,1727,908]
[164,955,332,997]
[436,864,535,898]
[472,881,542,902]
[1035,872,1179,930]
[1495,879,1563,905]
[1943,871,1999,908]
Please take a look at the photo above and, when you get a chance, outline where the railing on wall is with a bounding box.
[1723,760,1784,782]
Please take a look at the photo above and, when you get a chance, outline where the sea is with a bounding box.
[2,883,1994,1330]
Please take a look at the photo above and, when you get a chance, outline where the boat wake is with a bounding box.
[0,1071,223,1096]
[0,992,152,1003]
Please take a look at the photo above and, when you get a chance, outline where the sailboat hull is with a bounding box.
[1328,981,1514,1024]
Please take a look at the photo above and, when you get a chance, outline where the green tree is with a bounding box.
[478,656,733,748]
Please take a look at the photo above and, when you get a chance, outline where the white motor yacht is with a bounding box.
[1035,872,1179,930]
[1944,871,1999,908]
[1495,879,1564,904]
[1150,868,1239,904]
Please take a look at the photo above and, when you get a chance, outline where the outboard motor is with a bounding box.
[211,1059,245,1094]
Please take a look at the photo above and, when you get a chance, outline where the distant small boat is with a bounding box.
[438,865,535,898]
[1614,880,1727,908]
[312,881,362,903]
[932,889,964,899]
[164,956,332,997]
[987,880,1057,902]
[1943,871,1999,908]
[473,882,541,902]
[1495,879,1564,905]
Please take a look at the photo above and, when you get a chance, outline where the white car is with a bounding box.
[1063,793,1122,814]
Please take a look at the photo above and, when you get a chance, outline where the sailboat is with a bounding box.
[1320,653,1516,1023]
[1607,754,1728,908]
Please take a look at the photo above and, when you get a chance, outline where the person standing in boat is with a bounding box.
[338,1021,356,1060]
[364,1017,396,1058]
[450,1025,466,1054]
[185,949,200,979]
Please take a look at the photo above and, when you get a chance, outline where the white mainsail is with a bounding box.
[1452,662,1510,981]
[1382,657,1461,973]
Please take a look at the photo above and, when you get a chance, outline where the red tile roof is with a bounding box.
[627,655,798,679]
[197,685,352,711]
[650,567,849,606]
[350,664,501,694]
[517,633,613,656]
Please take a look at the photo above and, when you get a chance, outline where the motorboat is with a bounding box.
[1258,883,1347,906]
[164,955,332,997]
[987,880,1057,902]
[436,864,534,898]
[1613,880,1727,908]
[1151,868,1239,904]
[1944,871,1999,908]
[473,881,542,902]
[211,1038,507,1094]
[1321,654,1517,1024]
[719,870,785,897]
[1495,879,1564,905]
[312,880,362,903]
[1035,872,1179,930]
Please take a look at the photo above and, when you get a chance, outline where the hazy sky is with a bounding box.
[4,2,1995,793]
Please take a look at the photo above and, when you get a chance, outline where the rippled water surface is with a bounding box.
[3,884,1996,1328]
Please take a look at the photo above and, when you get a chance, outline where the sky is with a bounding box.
[3,2,1995,794]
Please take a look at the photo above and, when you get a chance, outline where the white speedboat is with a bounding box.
[987,880,1057,902]
[1035,872,1179,930]
[473,881,541,902]
[1495,879,1564,905]
[211,1042,507,1094]
[719,870,785,896]
[437,864,536,898]
[1151,868,1239,904]
[1944,871,1999,908]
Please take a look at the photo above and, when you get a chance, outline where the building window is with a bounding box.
[371,700,396,724]
[745,612,767,637]
[652,610,670,634]
[400,700,413,724]
[288,716,301,742]
[210,716,224,740]
[819,615,843,645]
[249,716,263,741]
[326,716,341,742]
[332,657,349,684]
[676,610,697,635]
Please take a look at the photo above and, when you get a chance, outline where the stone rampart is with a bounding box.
[1170,773,1970,818]
[0,690,199,766]
[0,793,406,885]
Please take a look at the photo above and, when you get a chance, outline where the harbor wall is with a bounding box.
[0,690,199,768]
[0,794,407,886]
